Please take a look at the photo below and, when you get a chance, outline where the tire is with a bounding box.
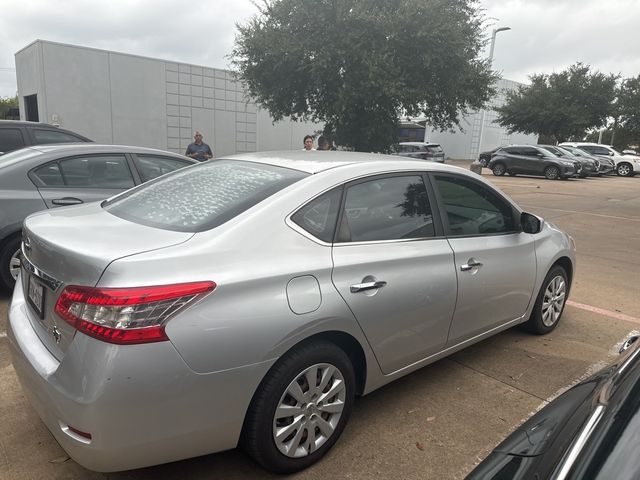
[617,162,633,177]
[0,235,21,290]
[523,266,568,335]
[544,166,560,180]
[492,163,506,176]
[242,341,356,474]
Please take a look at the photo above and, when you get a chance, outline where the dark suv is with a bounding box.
[0,120,92,155]
[489,145,581,180]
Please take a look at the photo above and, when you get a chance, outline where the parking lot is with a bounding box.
[1,162,639,480]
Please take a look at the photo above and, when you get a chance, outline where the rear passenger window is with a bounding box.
[0,128,25,153]
[291,188,342,243]
[434,175,517,236]
[32,163,64,186]
[59,155,134,188]
[32,129,85,144]
[340,175,434,242]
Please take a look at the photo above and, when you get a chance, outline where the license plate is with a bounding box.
[27,275,45,319]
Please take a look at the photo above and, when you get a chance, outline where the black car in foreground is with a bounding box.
[489,145,581,180]
[466,335,640,480]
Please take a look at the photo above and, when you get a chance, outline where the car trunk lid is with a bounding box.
[20,202,194,360]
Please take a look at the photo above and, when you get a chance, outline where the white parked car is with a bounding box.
[559,142,640,177]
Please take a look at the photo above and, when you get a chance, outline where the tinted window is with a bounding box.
[340,175,434,242]
[521,147,540,157]
[135,155,193,182]
[32,163,64,186]
[291,188,342,242]
[32,129,85,144]
[434,175,516,236]
[0,128,25,152]
[593,146,612,156]
[502,146,520,155]
[58,155,134,188]
[104,160,308,232]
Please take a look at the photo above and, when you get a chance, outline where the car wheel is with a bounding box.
[491,163,506,176]
[0,235,21,290]
[544,166,560,180]
[524,266,568,335]
[617,162,633,177]
[242,340,355,473]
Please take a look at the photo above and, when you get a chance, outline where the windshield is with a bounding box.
[104,159,309,232]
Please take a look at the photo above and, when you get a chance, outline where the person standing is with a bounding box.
[317,135,332,150]
[185,131,214,161]
[302,135,315,151]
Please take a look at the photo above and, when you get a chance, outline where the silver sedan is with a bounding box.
[8,151,575,473]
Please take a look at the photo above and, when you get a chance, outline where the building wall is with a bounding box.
[425,78,538,160]
[15,40,321,155]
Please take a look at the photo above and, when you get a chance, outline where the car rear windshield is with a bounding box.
[422,145,443,154]
[103,159,309,232]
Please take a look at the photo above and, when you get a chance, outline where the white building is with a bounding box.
[15,40,534,158]
[424,79,538,159]
[15,40,320,156]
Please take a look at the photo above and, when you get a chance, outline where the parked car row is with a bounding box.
[479,143,639,179]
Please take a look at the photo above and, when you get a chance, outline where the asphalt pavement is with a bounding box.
[0,161,638,479]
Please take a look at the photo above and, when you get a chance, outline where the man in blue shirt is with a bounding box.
[185,131,213,161]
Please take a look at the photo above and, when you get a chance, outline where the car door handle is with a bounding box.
[51,197,84,206]
[460,259,483,271]
[350,281,387,293]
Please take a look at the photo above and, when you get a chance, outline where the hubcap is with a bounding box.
[494,165,504,175]
[541,275,566,327]
[273,363,346,458]
[619,165,630,176]
[9,249,21,280]
[547,167,559,179]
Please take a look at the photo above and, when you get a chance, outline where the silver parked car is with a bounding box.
[8,151,576,473]
[0,144,197,289]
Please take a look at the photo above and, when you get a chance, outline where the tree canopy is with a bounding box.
[495,63,618,143]
[232,0,497,152]
[0,96,18,119]
[618,74,640,137]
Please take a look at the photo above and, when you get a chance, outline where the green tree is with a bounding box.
[495,63,618,143]
[617,75,640,137]
[0,95,18,119]
[232,0,497,152]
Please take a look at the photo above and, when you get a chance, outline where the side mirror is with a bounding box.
[521,212,542,234]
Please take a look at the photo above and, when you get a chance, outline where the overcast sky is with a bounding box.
[1,0,639,99]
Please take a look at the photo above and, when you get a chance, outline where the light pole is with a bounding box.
[476,27,511,159]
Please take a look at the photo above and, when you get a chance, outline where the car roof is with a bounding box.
[23,143,193,157]
[398,142,441,146]
[0,144,195,171]
[224,150,454,175]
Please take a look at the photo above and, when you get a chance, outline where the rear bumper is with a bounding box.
[7,277,272,472]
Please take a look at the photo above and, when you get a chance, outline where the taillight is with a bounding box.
[54,282,215,345]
